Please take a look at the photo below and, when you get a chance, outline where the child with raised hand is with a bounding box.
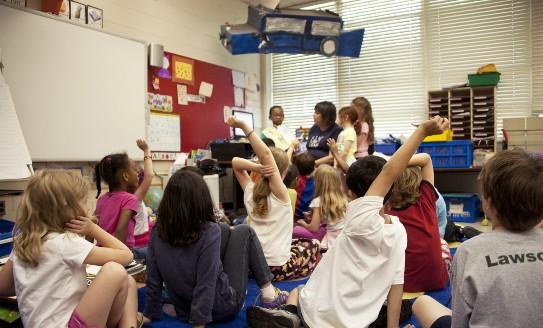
[144,170,288,327]
[294,165,347,249]
[409,149,543,328]
[95,141,148,260]
[0,170,140,328]
[387,153,449,292]
[351,96,375,158]
[133,139,154,248]
[227,116,320,281]
[247,116,449,328]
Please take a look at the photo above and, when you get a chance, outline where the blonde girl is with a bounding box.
[227,116,320,281]
[0,170,140,328]
[296,165,347,249]
[335,106,359,166]
[352,96,375,158]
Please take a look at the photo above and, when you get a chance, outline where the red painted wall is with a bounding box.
[148,51,233,152]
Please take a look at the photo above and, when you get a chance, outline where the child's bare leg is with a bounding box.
[115,276,138,328]
[74,262,137,328]
[286,287,300,306]
[412,295,451,328]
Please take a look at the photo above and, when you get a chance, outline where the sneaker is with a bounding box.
[260,288,289,309]
[246,306,301,328]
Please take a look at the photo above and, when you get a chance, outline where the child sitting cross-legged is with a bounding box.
[295,164,347,250]
[0,170,140,328]
[387,153,450,292]
[228,117,320,281]
[408,149,543,328]
[246,116,450,328]
[143,170,288,327]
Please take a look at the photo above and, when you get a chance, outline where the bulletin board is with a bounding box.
[148,51,234,152]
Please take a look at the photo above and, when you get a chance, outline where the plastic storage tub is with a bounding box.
[0,219,14,257]
[375,143,398,155]
[418,140,473,168]
[468,72,501,87]
[443,193,480,223]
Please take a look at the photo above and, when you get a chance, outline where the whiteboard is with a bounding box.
[148,113,180,152]
[0,4,147,161]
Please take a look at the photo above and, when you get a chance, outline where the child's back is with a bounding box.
[96,191,138,248]
[451,229,543,326]
[299,192,407,327]
[12,232,93,327]
[292,152,316,221]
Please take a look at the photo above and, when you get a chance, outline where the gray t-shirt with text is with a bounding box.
[451,229,543,328]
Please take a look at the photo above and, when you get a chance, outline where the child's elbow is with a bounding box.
[122,250,134,266]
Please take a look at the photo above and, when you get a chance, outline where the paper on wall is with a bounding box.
[246,73,258,92]
[223,106,231,122]
[177,84,188,105]
[199,81,213,97]
[232,70,246,88]
[187,94,205,103]
[234,87,244,107]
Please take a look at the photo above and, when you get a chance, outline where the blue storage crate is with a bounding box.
[418,140,473,168]
[443,193,480,223]
[375,143,398,155]
[0,219,14,257]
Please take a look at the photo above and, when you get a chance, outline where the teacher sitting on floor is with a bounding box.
[306,101,342,166]
[261,105,294,151]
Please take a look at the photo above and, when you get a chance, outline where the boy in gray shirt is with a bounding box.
[410,149,543,328]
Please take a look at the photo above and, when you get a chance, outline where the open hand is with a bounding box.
[136,139,149,151]
[65,216,96,237]
[420,116,449,136]
[327,138,338,154]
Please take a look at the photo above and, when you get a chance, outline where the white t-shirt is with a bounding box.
[11,233,94,328]
[299,196,407,328]
[244,182,293,266]
[134,200,150,236]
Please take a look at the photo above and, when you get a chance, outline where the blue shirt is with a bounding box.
[306,123,342,160]
[144,222,238,325]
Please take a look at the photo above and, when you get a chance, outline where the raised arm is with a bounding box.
[226,117,289,203]
[407,153,434,185]
[366,116,448,197]
[134,139,154,201]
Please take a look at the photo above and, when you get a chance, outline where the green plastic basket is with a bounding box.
[468,72,501,86]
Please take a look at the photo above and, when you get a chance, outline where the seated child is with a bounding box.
[144,170,287,326]
[387,154,449,292]
[246,116,450,328]
[292,152,316,223]
[228,117,320,281]
[95,145,147,260]
[294,165,347,248]
[283,164,300,213]
[0,170,139,328]
[410,149,543,328]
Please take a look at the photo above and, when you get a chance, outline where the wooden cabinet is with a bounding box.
[428,86,496,152]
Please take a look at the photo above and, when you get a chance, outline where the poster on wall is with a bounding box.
[87,5,103,29]
[148,93,173,113]
[177,84,188,105]
[58,0,69,18]
[69,0,86,24]
[172,55,194,85]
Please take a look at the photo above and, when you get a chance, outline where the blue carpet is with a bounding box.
[139,248,457,327]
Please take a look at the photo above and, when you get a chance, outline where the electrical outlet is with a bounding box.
[0,201,5,217]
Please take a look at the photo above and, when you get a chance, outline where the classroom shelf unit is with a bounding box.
[427,86,496,152]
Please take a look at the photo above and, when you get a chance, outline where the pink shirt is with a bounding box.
[356,122,370,158]
[96,191,138,248]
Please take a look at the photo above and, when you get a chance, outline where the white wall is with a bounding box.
[27,0,264,127]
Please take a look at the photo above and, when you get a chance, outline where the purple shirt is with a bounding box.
[96,191,138,248]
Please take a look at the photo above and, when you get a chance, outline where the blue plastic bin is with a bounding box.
[0,219,14,257]
[443,193,480,223]
[418,140,473,168]
[375,143,398,155]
